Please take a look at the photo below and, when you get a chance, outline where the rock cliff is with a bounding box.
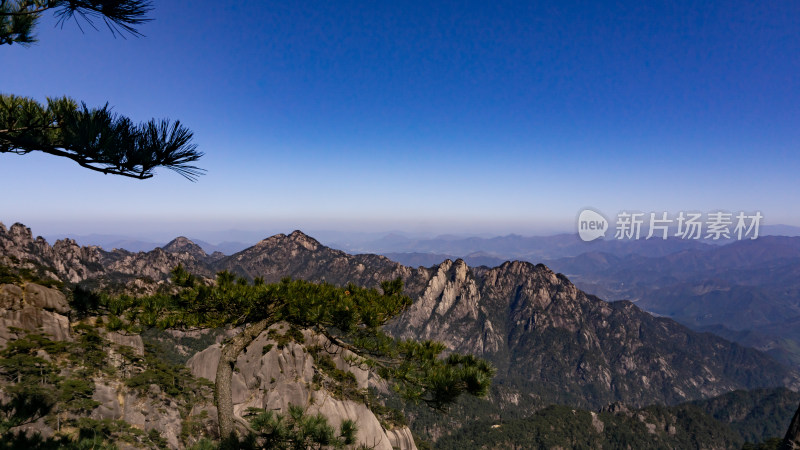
[187,323,417,449]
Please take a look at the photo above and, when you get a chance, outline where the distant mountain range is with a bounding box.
[43,223,800,258]
[331,224,800,259]
[3,221,798,409]
[543,236,800,368]
[42,233,252,255]
[27,223,800,372]
[5,221,800,445]
[336,232,712,261]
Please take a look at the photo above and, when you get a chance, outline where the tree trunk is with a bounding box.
[215,318,272,439]
[782,402,800,450]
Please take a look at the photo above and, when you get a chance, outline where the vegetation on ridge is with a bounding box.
[78,265,496,445]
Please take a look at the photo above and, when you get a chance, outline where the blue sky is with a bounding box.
[2,0,799,240]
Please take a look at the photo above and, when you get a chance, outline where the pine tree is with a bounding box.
[111,267,496,441]
[1,1,204,180]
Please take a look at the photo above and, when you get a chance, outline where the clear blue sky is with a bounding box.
[2,0,799,239]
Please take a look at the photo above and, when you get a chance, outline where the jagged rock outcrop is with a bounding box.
[218,230,415,289]
[162,237,208,260]
[104,247,209,282]
[392,259,503,354]
[386,258,800,408]
[0,222,214,294]
[188,323,417,450]
[0,222,105,283]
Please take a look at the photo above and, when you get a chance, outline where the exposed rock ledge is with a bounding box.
[0,283,72,347]
[188,324,417,450]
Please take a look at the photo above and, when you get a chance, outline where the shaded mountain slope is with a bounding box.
[545,236,800,367]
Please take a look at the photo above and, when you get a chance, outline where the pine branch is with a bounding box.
[0,94,205,181]
[0,7,49,16]
[53,0,153,38]
[1,0,152,45]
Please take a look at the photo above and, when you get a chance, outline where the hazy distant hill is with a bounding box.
[190,239,250,255]
[45,223,800,259]
[544,236,800,367]
[43,233,250,255]
[383,251,507,268]
[336,232,713,261]
[434,388,800,449]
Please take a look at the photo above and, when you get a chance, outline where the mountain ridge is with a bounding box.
[544,235,800,367]
[1,221,798,412]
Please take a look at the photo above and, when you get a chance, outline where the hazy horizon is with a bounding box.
[3,217,799,255]
[3,1,799,240]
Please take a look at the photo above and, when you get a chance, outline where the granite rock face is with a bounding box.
[389,259,800,407]
[187,323,417,450]
[0,283,71,347]
[91,379,185,449]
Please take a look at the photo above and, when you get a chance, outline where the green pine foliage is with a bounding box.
[424,390,800,449]
[691,388,800,445]
[0,0,152,46]
[742,438,783,450]
[124,342,204,399]
[308,346,363,403]
[0,327,211,448]
[1,2,203,180]
[113,266,496,411]
[140,327,222,366]
[268,326,305,350]
[238,404,359,450]
[0,95,204,180]
[434,404,744,450]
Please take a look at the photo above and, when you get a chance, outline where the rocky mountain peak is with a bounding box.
[450,258,469,276]
[499,259,554,277]
[162,236,207,258]
[248,230,323,254]
[0,225,106,284]
[253,233,285,247]
[288,229,321,250]
[7,222,33,245]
